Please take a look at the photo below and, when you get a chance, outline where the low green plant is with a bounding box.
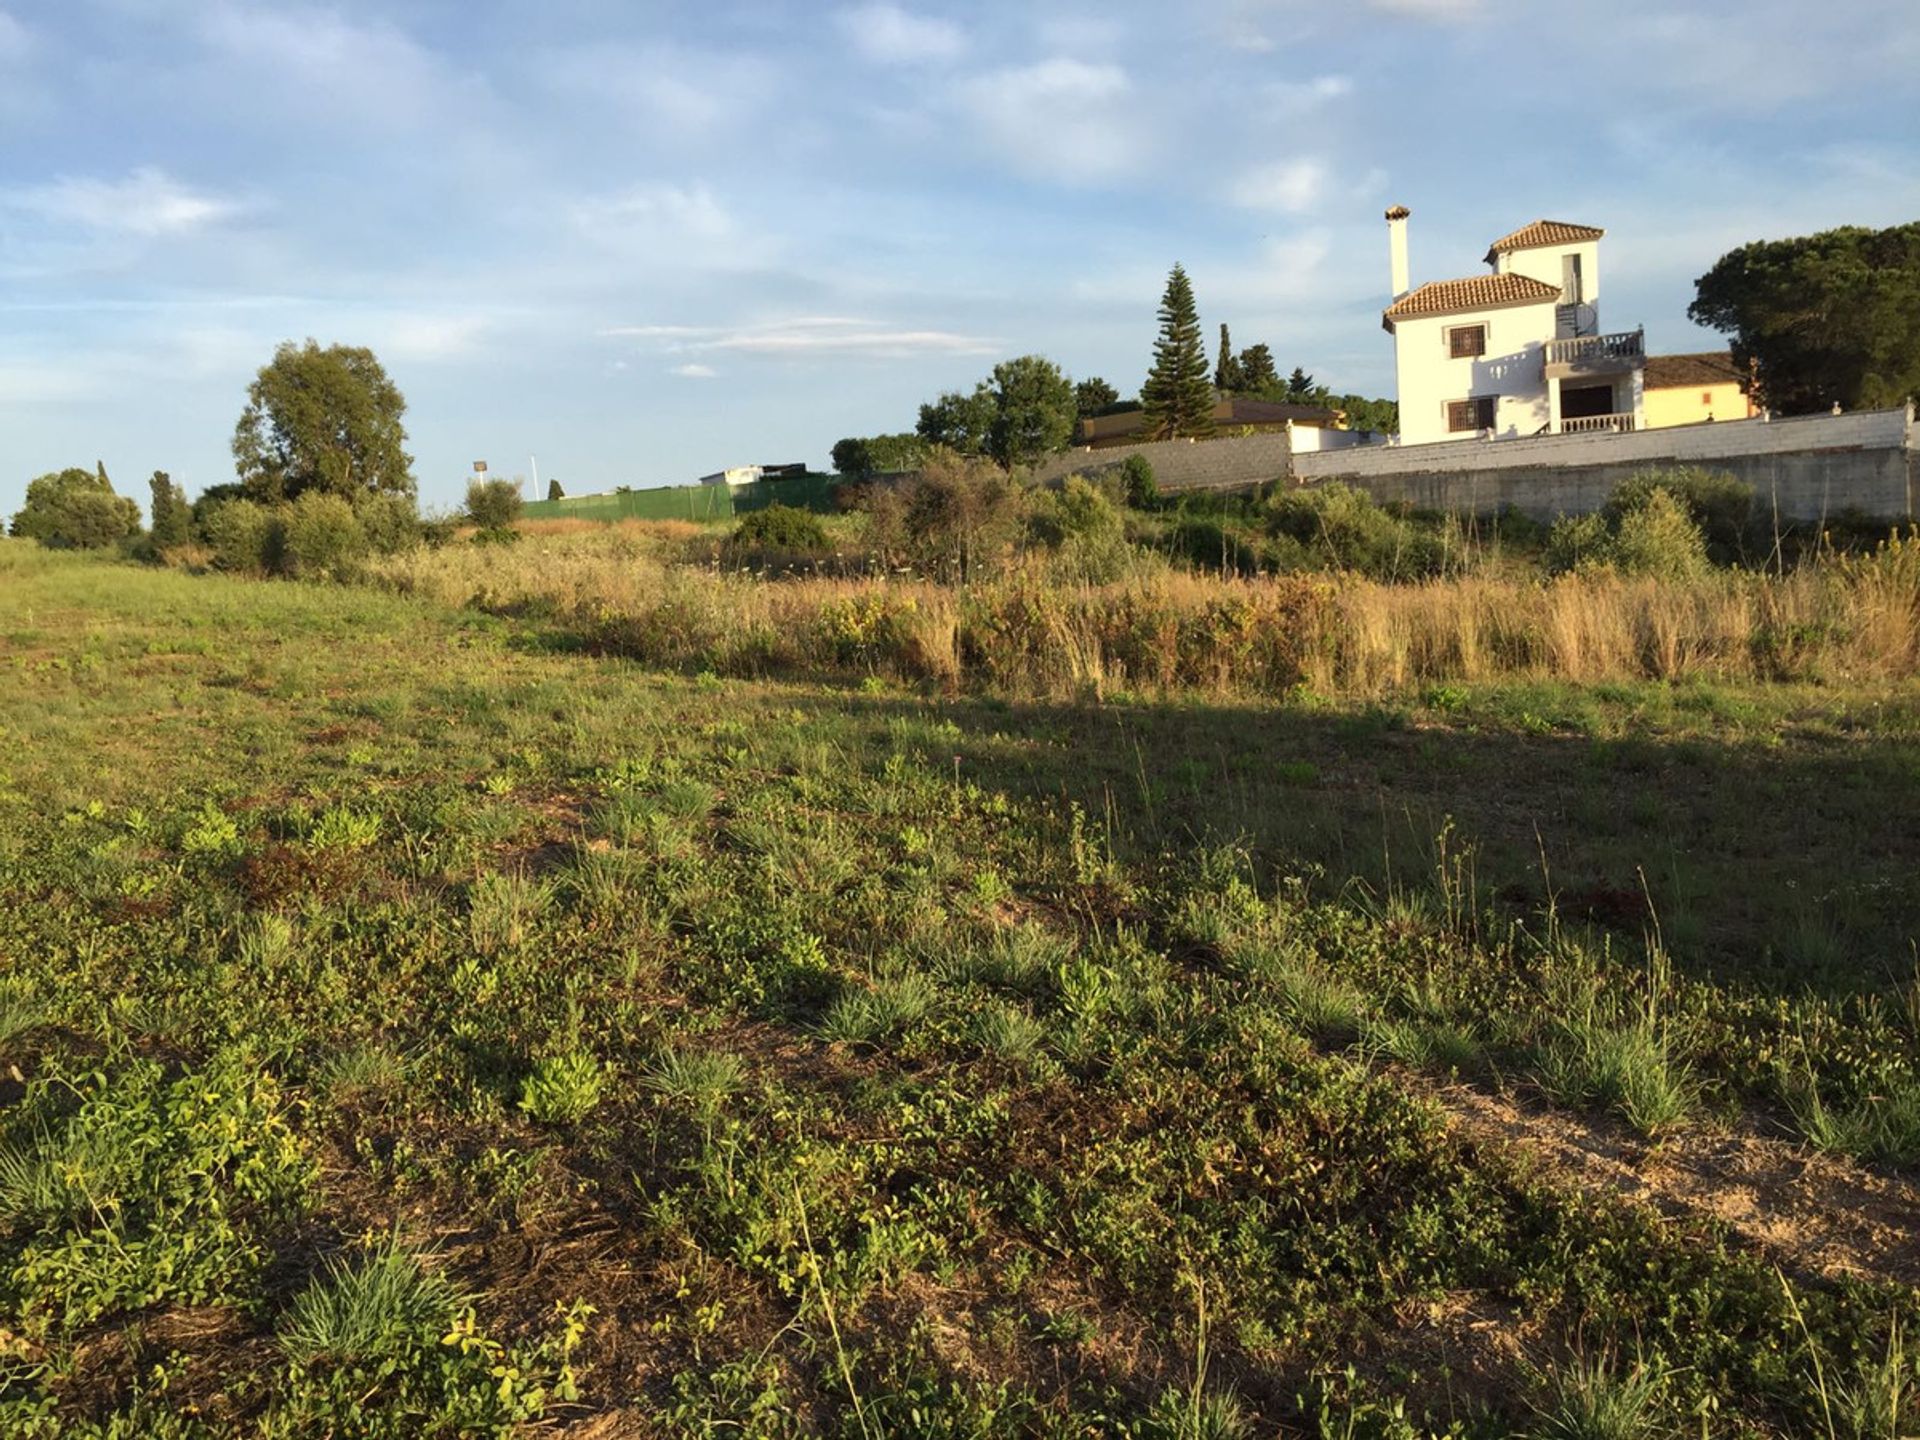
[643,1047,746,1134]
[518,1051,605,1125]
[971,1001,1048,1070]
[1536,1018,1698,1134]
[818,972,939,1046]
[0,1055,311,1333]
[1526,1353,1671,1439]
[468,870,548,955]
[1786,1071,1920,1166]
[279,1235,460,1364]
[281,492,367,579]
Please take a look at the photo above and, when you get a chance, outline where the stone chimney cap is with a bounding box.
[1385,205,1411,221]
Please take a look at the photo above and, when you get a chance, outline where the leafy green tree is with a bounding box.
[1688,222,1920,413]
[547,479,565,502]
[916,386,999,458]
[148,471,193,550]
[1215,324,1246,393]
[832,433,925,477]
[465,478,523,532]
[1238,344,1278,391]
[985,355,1077,468]
[1285,367,1316,401]
[10,465,141,548]
[232,340,415,504]
[1074,376,1121,420]
[1141,264,1215,440]
[1328,394,1399,435]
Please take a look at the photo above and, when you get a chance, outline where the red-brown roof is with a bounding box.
[1643,351,1745,390]
[1484,219,1605,263]
[1382,272,1561,325]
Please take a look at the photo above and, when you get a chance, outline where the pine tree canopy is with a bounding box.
[1141,264,1216,441]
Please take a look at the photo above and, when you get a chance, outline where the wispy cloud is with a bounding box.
[8,167,242,237]
[0,9,31,63]
[1266,74,1351,112]
[956,59,1140,182]
[671,362,719,378]
[571,184,737,244]
[1228,160,1327,214]
[1365,0,1483,18]
[836,4,966,64]
[612,316,995,360]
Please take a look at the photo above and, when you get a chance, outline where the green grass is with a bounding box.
[1,544,1916,1437]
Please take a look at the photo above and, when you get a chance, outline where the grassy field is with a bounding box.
[3,540,1919,1437]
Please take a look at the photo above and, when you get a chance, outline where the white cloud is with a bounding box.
[1228,159,1327,214]
[613,316,994,361]
[956,59,1140,182]
[837,4,966,64]
[383,313,492,362]
[672,362,719,378]
[535,42,778,138]
[1267,74,1351,112]
[9,167,242,237]
[572,184,737,244]
[0,10,31,64]
[1365,0,1483,18]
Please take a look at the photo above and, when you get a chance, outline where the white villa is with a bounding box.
[1382,208,1646,446]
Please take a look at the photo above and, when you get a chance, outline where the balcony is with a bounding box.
[1544,328,1645,377]
[1558,413,1637,435]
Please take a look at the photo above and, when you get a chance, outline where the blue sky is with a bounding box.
[3,0,1917,515]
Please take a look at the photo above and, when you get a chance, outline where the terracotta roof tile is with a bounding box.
[1383,272,1561,323]
[1484,219,1605,261]
[1644,351,1745,390]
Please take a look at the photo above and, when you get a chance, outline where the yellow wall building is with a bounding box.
[1643,352,1756,428]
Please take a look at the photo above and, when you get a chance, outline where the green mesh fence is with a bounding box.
[521,472,841,524]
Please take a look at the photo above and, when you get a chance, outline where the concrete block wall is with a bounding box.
[1291,405,1917,521]
[1029,432,1294,493]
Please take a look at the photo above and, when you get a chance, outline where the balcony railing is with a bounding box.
[1543,329,1645,366]
[1558,413,1637,435]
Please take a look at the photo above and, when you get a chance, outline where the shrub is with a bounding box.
[1607,488,1712,579]
[1030,476,1132,582]
[465,477,524,532]
[1121,453,1159,508]
[200,498,282,573]
[282,492,367,578]
[1266,482,1445,580]
[10,466,142,549]
[1607,466,1753,563]
[859,449,1027,582]
[1546,487,1713,581]
[731,503,829,552]
[356,492,422,555]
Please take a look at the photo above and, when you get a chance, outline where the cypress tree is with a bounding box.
[1141,264,1216,440]
[1215,323,1245,392]
[149,471,192,549]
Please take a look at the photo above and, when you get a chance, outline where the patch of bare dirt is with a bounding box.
[1430,1077,1920,1290]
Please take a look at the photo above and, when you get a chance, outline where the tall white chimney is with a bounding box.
[1386,205,1411,299]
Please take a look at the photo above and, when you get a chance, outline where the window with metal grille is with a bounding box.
[1447,325,1487,359]
[1447,397,1496,432]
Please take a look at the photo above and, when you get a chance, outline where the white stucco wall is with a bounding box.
[1497,239,1601,309]
[1392,298,1558,446]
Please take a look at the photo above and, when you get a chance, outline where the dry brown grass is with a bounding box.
[368,529,1920,699]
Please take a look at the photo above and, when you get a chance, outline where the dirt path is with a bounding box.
[1427,1076,1920,1291]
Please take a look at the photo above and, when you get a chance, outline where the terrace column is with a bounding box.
[1547,374,1562,436]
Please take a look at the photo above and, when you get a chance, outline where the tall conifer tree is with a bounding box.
[1214,323,1244,392]
[1142,265,1216,440]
